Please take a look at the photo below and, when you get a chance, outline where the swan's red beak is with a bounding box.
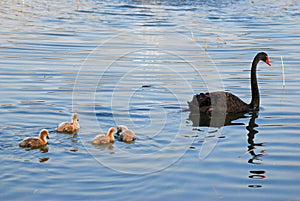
[265,57,271,66]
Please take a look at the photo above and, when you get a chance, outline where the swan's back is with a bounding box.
[188,91,249,114]
[92,135,110,144]
[117,125,135,142]
[120,130,135,142]
[19,137,42,147]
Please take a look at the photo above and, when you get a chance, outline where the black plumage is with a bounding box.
[188,52,271,114]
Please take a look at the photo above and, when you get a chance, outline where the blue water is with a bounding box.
[1,0,300,200]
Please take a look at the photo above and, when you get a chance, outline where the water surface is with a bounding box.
[1,0,300,200]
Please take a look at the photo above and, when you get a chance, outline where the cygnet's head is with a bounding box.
[117,125,128,134]
[72,113,79,121]
[40,129,50,139]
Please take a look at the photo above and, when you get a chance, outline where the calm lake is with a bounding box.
[1,0,300,200]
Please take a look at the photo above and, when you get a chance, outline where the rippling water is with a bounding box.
[1,0,300,200]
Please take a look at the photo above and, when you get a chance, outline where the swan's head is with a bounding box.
[72,113,79,121]
[40,129,49,139]
[259,52,271,66]
[117,125,128,134]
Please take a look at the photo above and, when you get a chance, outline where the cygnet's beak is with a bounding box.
[46,135,50,139]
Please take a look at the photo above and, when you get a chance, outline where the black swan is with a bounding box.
[188,52,271,114]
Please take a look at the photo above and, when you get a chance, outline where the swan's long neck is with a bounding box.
[107,128,115,142]
[40,134,48,144]
[72,117,79,127]
[249,56,260,110]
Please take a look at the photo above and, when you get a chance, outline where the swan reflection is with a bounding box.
[245,112,267,188]
[246,112,266,163]
[188,110,247,127]
[188,107,268,188]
